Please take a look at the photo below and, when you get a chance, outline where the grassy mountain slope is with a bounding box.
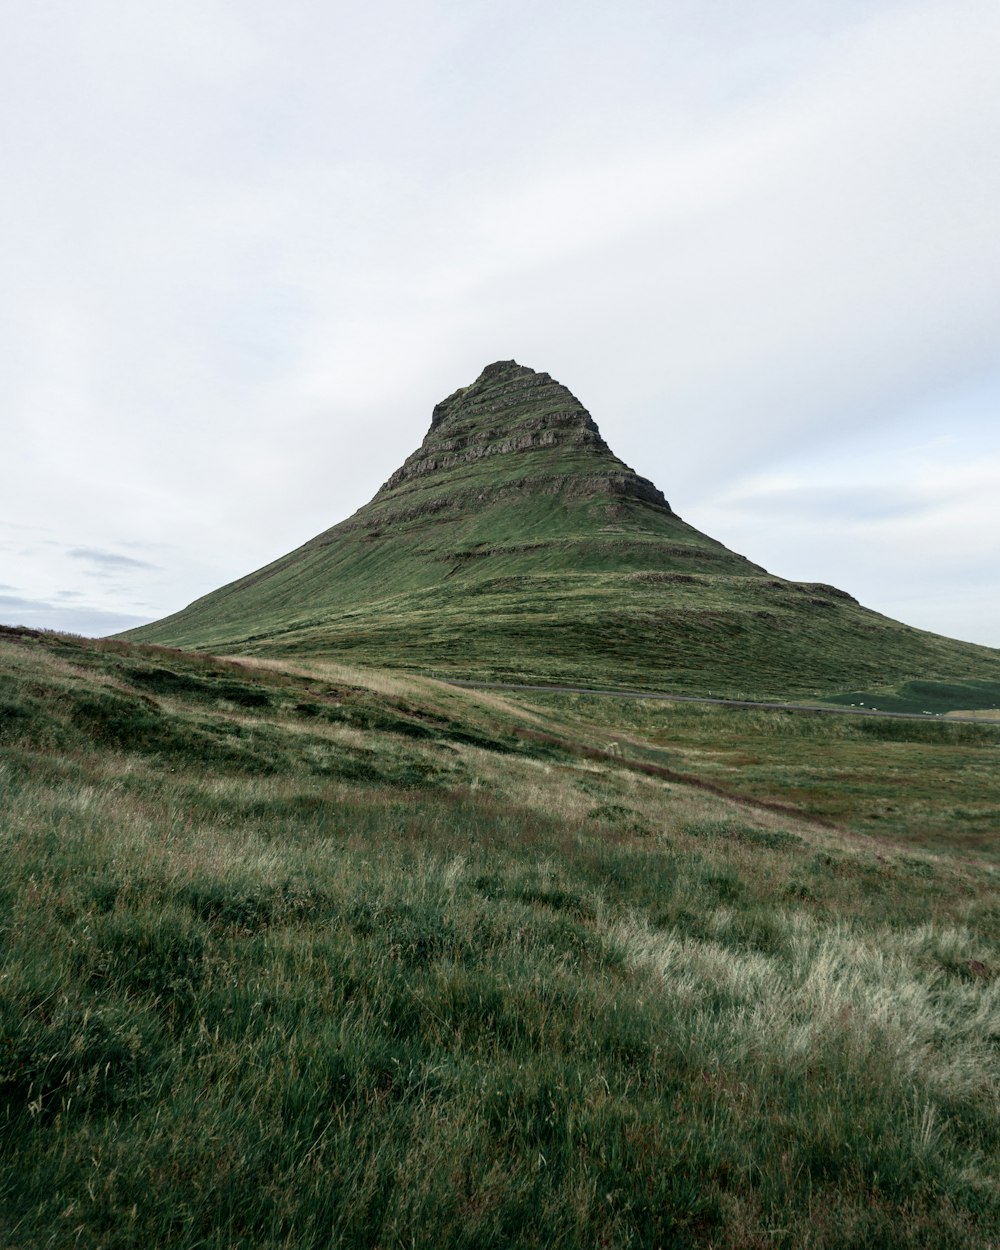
[3,626,999,1247]
[123,361,1000,701]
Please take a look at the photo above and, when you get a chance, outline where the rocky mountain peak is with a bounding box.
[426,359,600,437]
[379,360,667,510]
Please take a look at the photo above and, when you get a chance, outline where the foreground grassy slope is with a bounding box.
[2,627,999,1249]
[123,361,1000,700]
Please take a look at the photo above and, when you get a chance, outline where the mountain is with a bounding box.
[124,360,1000,701]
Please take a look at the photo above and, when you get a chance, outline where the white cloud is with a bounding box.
[694,416,1000,646]
[1,0,998,645]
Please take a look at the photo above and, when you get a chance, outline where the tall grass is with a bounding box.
[2,632,998,1247]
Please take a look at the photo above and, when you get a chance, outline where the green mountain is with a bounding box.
[125,360,1000,700]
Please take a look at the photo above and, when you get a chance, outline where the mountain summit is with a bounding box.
[316,359,734,576]
[379,359,668,511]
[125,361,1000,699]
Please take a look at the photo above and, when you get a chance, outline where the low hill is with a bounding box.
[124,360,1000,701]
[2,625,999,1247]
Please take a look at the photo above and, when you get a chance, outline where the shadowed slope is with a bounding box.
[124,361,1000,699]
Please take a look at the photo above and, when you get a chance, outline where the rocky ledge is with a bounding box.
[377,360,670,511]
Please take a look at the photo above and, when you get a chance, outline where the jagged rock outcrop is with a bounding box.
[376,360,670,512]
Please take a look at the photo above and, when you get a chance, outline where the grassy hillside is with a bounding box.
[123,361,1000,702]
[2,626,999,1248]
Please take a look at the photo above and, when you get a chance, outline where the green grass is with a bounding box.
[823,678,1000,716]
[2,628,999,1248]
[512,689,1000,862]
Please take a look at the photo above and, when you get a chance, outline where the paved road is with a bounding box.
[444,679,998,726]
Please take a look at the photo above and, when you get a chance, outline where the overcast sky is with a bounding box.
[3,0,998,648]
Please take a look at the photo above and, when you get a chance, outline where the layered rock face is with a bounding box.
[373,360,670,512]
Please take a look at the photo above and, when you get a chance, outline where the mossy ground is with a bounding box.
[1,627,998,1248]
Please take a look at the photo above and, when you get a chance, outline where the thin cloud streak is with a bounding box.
[68,548,158,571]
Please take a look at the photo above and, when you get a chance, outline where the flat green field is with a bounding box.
[2,628,998,1248]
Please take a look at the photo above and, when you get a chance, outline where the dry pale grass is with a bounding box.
[606,909,1000,1115]
[233,654,549,727]
[231,653,429,699]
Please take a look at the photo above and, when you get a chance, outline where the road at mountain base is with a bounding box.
[443,680,989,725]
